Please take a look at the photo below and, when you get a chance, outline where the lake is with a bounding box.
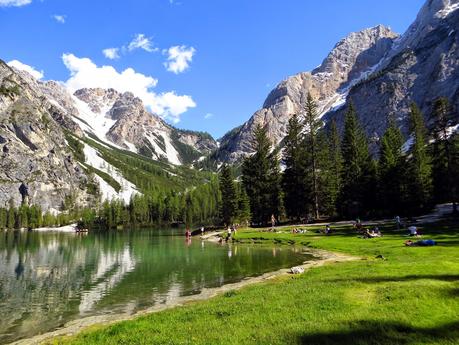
[0,229,312,344]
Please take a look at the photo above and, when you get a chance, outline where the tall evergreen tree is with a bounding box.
[303,93,322,219]
[236,184,251,224]
[338,102,372,217]
[406,103,432,214]
[430,97,457,212]
[451,133,459,214]
[322,119,342,216]
[242,124,282,225]
[219,164,238,225]
[282,113,307,220]
[378,118,404,215]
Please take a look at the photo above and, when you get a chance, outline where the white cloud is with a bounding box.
[53,14,66,23]
[7,60,44,79]
[0,0,31,7]
[164,45,196,74]
[127,34,157,53]
[102,48,120,60]
[62,54,195,123]
[204,113,213,119]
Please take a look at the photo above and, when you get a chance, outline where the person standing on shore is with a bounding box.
[271,214,276,231]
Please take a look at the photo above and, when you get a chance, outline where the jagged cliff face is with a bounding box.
[72,88,217,165]
[0,61,92,211]
[217,25,398,162]
[217,0,459,162]
[325,0,459,145]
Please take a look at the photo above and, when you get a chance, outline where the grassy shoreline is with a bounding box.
[49,219,458,344]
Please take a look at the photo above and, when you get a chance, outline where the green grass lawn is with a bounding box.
[51,219,459,345]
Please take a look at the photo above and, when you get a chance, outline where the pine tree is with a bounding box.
[378,118,404,215]
[303,93,322,219]
[406,103,432,214]
[451,133,459,214]
[236,184,251,224]
[339,102,372,217]
[242,124,282,225]
[324,119,342,216]
[269,152,283,222]
[282,114,307,220]
[219,164,238,225]
[431,97,457,212]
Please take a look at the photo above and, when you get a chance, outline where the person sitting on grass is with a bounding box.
[325,225,332,235]
[363,228,380,239]
[373,226,382,237]
[408,225,421,237]
[405,239,436,246]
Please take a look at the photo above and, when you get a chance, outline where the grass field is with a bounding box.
[50,218,459,345]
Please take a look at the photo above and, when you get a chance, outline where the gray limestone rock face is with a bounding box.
[216,25,399,162]
[216,0,459,163]
[324,0,459,151]
[0,60,93,211]
[73,87,218,164]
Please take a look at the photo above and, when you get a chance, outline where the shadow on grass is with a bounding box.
[327,274,459,284]
[298,320,459,345]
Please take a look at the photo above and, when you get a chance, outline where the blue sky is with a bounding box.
[1,0,425,138]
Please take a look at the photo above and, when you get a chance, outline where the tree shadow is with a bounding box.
[327,274,459,284]
[298,320,459,345]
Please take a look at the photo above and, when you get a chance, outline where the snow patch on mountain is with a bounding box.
[72,97,120,147]
[437,0,459,18]
[83,143,138,203]
[163,133,181,165]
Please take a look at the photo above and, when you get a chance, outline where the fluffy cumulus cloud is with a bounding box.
[163,45,196,74]
[0,0,31,7]
[102,48,120,60]
[7,60,44,79]
[62,53,195,123]
[53,14,66,23]
[127,34,157,53]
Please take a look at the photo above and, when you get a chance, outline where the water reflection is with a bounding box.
[0,229,311,344]
[79,245,136,314]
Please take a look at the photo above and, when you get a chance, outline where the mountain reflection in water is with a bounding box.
[0,229,311,343]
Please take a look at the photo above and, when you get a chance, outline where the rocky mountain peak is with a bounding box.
[388,0,458,57]
[219,25,399,163]
[74,87,120,114]
[313,25,398,78]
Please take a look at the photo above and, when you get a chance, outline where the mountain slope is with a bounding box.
[216,25,398,162]
[324,0,459,146]
[0,61,217,211]
[70,87,217,165]
[216,0,459,162]
[0,60,94,211]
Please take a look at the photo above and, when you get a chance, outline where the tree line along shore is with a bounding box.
[0,95,458,232]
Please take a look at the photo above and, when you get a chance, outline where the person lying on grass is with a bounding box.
[404,239,436,246]
[291,228,307,234]
[363,228,382,239]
